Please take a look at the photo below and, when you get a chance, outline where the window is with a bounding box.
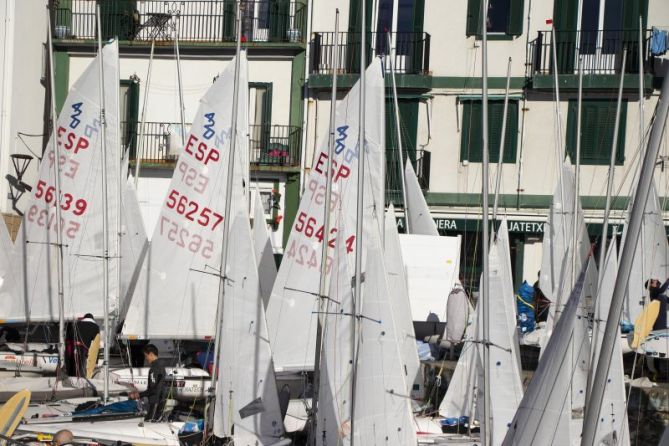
[466,0,525,37]
[386,98,418,205]
[460,99,518,164]
[566,99,626,165]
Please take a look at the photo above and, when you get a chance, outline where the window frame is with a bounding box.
[459,98,519,164]
[466,0,525,39]
[565,98,627,166]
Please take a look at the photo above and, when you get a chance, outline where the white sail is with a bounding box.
[118,177,149,320]
[266,59,385,371]
[538,205,554,307]
[622,182,669,324]
[439,303,481,420]
[317,216,354,446]
[502,261,589,446]
[123,52,249,339]
[351,223,417,445]
[404,160,438,236]
[545,161,590,331]
[486,220,524,445]
[9,41,120,321]
[383,204,420,393]
[253,190,277,309]
[591,242,630,446]
[213,210,285,443]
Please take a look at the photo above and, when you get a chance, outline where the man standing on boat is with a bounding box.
[65,313,100,376]
[645,278,669,330]
[130,344,168,421]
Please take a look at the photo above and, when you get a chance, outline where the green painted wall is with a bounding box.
[54,51,70,113]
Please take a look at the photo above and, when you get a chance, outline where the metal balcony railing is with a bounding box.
[310,31,430,75]
[528,29,655,76]
[52,0,306,44]
[385,149,431,206]
[249,124,302,167]
[122,121,301,168]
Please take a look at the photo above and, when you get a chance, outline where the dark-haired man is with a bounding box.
[130,343,167,421]
[65,313,99,376]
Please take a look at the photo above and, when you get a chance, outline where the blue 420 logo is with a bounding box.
[203,113,215,140]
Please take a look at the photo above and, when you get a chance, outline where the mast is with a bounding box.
[492,57,511,222]
[95,4,111,402]
[310,10,339,443]
[134,38,155,189]
[174,10,186,146]
[46,5,67,373]
[551,25,566,233]
[638,16,644,149]
[350,0,366,441]
[387,32,408,229]
[481,1,491,444]
[581,66,669,446]
[570,56,583,291]
[210,1,243,435]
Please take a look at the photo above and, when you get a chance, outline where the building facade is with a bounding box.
[305,0,669,291]
[2,0,669,292]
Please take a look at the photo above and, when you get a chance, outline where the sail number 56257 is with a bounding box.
[165,189,223,231]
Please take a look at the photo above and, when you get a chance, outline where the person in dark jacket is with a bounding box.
[130,343,168,421]
[533,271,551,324]
[65,313,100,376]
[645,278,669,330]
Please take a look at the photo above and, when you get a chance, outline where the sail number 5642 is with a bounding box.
[294,211,354,253]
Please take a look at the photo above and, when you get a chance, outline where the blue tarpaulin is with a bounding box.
[74,399,140,416]
[516,281,536,333]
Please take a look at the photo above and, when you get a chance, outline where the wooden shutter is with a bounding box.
[466,0,482,37]
[507,0,525,36]
[567,100,627,165]
[552,0,578,73]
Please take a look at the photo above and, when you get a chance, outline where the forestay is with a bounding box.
[383,204,421,395]
[591,242,630,446]
[621,183,669,324]
[213,211,285,443]
[265,59,385,372]
[404,160,438,236]
[122,52,249,339]
[9,41,120,321]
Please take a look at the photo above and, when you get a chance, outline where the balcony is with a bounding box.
[309,31,430,75]
[52,0,306,45]
[123,121,301,169]
[385,149,431,206]
[527,29,656,89]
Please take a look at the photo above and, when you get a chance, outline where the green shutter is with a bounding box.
[347,0,373,72]
[466,0,482,37]
[553,0,578,73]
[460,99,518,164]
[124,80,140,158]
[622,0,648,70]
[386,98,419,205]
[223,0,236,41]
[566,100,627,165]
[269,0,290,42]
[507,0,525,36]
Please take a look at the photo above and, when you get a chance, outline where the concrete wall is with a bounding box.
[0,0,47,214]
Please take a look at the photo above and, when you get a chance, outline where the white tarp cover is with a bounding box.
[9,41,120,321]
[399,233,461,322]
[265,59,386,372]
[123,52,249,339]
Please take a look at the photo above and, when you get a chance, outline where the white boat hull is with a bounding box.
[107,367,211,401]
[0,376,132,403]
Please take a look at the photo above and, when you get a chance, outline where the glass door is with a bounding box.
[373,0,417,72]
[576,0,623,73]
